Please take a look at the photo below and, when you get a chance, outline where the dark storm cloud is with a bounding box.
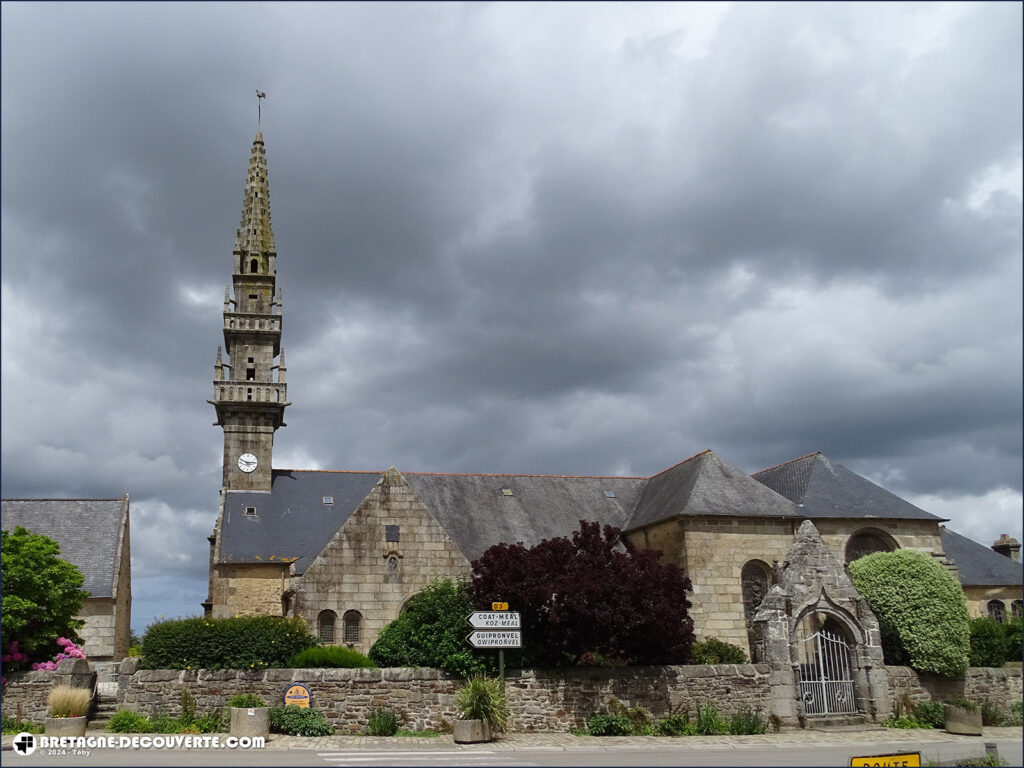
[2,2,1021,630]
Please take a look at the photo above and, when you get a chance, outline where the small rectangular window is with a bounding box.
[246,368,256,380]
[323,496,334,505]
[501,488,513,497]
[244,507,256,517]
[386,525,400,542]
[604,490,616,499]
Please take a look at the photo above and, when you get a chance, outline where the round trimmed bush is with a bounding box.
[848,549,969,677]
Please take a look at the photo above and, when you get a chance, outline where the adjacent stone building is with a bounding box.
[1,496,132,661]
[206,131,1023,660]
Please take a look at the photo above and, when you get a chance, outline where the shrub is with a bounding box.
[944,697,977,711]
[454,675,509,732]
[286,645,376,669]
[848,550,970,677]
[585,714,633,736]
[728,709,766,735]
[140,616,316,670]
[1004,701,1023,727]
[654,713,694,736]
[1,527,88,666]
[981,703,1005,727]
[690,638,748,664]
[369,577,489,677]
[1004,616,1022,662]
[32,637,87,671]
[694,703,728,735]
[47,685,90,718]
[149,711,179,734]
[193,709,226,733]
[914,701,945,729]
[969,618,1009,667]
[107,710,151,733]
[365,708,400,736]
[885,716,931,729]
[1,716,43,735]
[225,693,268,708]
[269,705,334,736]
[179,688,197,726]
[470,521,695,667]
[606,698,652,735]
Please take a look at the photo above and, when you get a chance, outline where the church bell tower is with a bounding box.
[208,130,289,491]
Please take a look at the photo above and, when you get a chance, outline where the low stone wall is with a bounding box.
[1,670,56,722]
[110,659,771,733]
[887,666,1023,712]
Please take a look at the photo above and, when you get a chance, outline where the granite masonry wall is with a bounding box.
[887,666,1023,712]
[5,661,1020,732]
[112,660,772,733]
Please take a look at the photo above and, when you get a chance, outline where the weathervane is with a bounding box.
[256,89,267,127]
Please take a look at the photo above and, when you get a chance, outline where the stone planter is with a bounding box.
[45,716,87,737]
[944,704,982,736]
[230,707,270,739]
[453,718,491,744]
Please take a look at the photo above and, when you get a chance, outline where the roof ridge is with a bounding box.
[753,451,822,476]
[2,497,126,502]
[646,449,712,481]
[273,468,647,480]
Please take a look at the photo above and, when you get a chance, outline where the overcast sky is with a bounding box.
[2,2,1021,634]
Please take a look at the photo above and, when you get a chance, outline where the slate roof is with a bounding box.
[624,450,800,531]
[218,470,382,574]
[1,497,129,599]
[405,472,646,563]
[752,452,943,522]
[940,527,1024,587]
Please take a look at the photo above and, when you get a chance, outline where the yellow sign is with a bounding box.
[491,602,509,611]
[850,752,920,767]
[283,684,311,709]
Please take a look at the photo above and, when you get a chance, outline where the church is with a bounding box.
[204,131,1022,660]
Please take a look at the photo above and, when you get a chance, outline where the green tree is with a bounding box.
[1,526,88,662]
[848,549,969,677]
[968,617,1009,667]
[369,577,490,677]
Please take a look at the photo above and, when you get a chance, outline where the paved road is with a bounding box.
[3,727,1021,767]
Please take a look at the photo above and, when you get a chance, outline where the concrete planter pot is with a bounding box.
[229,707,270,739]
[453,718,491,744]
[944,704,982,736]
[45,716,87,737]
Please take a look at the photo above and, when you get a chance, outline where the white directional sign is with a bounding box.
[466,611,521,629]
[466,630,522,648]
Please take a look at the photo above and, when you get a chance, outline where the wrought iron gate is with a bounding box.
[797,629,856,716]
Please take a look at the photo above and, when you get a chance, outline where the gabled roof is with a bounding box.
[752,452,943,522]
[404,472,646,563]
[624,450,800,531]
[940,527,1024,587]
[1,497,129,599]
[218,470,381,574]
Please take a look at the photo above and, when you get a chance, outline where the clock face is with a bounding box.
[237,453,258,473]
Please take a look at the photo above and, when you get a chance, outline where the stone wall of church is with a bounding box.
[813,518,945,564]
[210,562,291,618]
[290,468,469,656]
[675,516,797,654]
[112,508,132,662]
[78,598,118,661]
[963,586,1023,620]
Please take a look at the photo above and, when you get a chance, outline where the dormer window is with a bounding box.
[323,496,334,505]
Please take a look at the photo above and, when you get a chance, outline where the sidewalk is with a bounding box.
[7,725,1018,751]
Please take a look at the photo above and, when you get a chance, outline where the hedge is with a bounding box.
[140,616,316,670]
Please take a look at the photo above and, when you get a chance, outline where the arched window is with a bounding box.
[844,530,897,566]
[741,560,771,625]
[317,610,336,644]
[250,258,259,273]
[1012,600,1023,620]
[988,601,1006,624]
[343,611,362,644]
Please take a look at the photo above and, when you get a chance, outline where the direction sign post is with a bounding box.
[466,612,521,629]
[467,604,520,685]
[466,630,521,648]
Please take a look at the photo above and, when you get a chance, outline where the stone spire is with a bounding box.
[234,131,276,258]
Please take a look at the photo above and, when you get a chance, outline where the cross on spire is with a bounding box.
[256,89,267,127]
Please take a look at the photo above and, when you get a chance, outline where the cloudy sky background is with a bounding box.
[2,2,1021,633]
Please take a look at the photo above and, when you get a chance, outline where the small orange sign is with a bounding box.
[283,684,311,708]
[491,602,509,611]
[850,752,920,767]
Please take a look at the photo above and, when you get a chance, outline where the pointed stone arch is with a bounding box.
[751,520,890,727]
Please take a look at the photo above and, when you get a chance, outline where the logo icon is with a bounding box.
[12,732,37,755]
